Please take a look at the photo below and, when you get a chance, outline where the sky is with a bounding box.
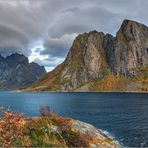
[0,0,147,71]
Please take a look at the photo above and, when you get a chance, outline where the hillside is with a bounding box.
[25,19,148,92]
[0,53,46,89]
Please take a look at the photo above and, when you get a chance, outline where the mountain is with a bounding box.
[0,53,46,89]
[26,19,148,92]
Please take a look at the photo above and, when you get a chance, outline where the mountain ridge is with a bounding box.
[0,53,46,89]
[25,19,148,92]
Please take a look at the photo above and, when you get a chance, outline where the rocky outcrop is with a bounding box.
[0,108,118,147]
[0,53,46,89]
[27,19,148,91]
[71,120,118,147]
[113,20,148,77]
[59,31,114,90]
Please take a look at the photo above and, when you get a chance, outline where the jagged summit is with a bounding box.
[0,53,46,89]
[114,19,148,76]
[120,19,148,28]
[26,19,148,92]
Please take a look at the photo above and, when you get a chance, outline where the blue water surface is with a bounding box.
[0,91,147,147]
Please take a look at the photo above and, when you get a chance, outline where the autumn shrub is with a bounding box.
[69,131,92,147]
[90,74,129,91]
[61,130,92,147]
[56,117,91,147]
[0,108,32,147]
[0,106,95,147]
[27,117,66,147]
[40,106,54,117]
[57,117,72,132]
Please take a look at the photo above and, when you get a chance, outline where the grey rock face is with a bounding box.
[61,20,148,89]
[0,53,46,89]
[57,31,115,90]
[113,20,148,77]
[72,120,118,147]
[30,19,148,91]
[28,62,46,78]
[83,32,107,79]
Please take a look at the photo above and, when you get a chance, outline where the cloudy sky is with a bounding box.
[0,0,147,71]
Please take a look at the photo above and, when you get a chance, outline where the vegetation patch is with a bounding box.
[90,74,129,91]
[0,106,117,147]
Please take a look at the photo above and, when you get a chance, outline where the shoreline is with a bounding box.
[15,89,148,94]
[99,129,121,147]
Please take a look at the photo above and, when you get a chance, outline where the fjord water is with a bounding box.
[0,91,148,147]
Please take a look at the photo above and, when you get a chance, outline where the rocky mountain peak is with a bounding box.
[117,19,148,41]
[0,53,46,89]
[5,53,29,66]
[114,19,148,76]
[27,19,148,91]
[120,19,143,27]
[121,19,147,28]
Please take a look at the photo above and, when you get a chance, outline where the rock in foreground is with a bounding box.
[72,120,118,148]
[28,117,118,147]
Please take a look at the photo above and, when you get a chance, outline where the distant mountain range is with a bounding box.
[23,20,148,92]
[0,53,46,89]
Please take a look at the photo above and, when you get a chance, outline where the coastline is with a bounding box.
[99,129,121,147]
[16,89,148,94]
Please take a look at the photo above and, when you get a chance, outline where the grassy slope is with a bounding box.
[23,64,64,91]
[89,74,129,92]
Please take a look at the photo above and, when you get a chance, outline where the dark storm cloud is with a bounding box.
[42,33,77,57]
[0,0,147,69]
[0,0,61,56]
[48,5,120,37]
[41,0,148,60]
[0,23,30,56]
[42,2,122,58]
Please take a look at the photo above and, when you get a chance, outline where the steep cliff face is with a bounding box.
[113,20,148,77]
[59,31,114,90]
[30,31,114,91]
[27,19,148,91]
[0,53,46,89]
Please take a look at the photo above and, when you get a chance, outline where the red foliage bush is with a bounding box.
[0,108,31,147]
[69,131,93,147]
[39,106,53,117]
[57,117,72,132]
